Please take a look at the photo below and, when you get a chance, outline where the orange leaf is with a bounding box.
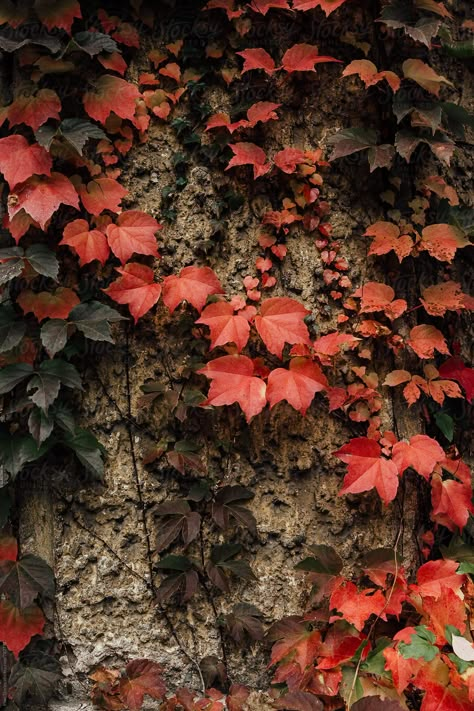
[78,177,128,216]
[198,354,266,421]
[402,59,453,96]
[330,580,386,631]
[343,59,400,92]
[83,75,140,124]
[267,357,328,415]
[364,221,413,262]
[254,297,311,358]
[334,437,399,503]
[236,48,276,74]
[18,288,80,322]
[293,0,348,16]
[162,266,224,314]
[8,173,79,229]
[196,301,253,352]
[392,434,444,480]
[103,263,162,323]
[407,325,449,359]
[60,219,110,266]
[419,224,470,262]
[226,142,271,179]
[420,281,466,316]
[106,210,161,264]
[281,43,342,72]
[0,135,52,190]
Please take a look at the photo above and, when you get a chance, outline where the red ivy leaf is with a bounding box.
[35,0,81,33]
[330,580,386,631]
[7,88,61,131]
[103,263,162,323]
[410,559,464,600]
[438,357,474,403]
[247,101,280,127]
[266,357,328,415]
[274,148,306,174]
[254,297,311,359]
[196,301,253,352]
[226,142,271,179]
[0,135,52,190]
[334,437,399,504]
[419,224,470,263]
[8,173,79,229]
[18,287,80,322]
[118,659,166,711]
[83,75,140,124]
[343,60,400,92]
[364,221,413,262]
[198,354,266,422]
[0,601,45,657]
[78,177,128,216]
[420,281,467,316]
[281,43,341,73]
[391,435,445,480]
[0,534,18,562]
[236,48,277,74]
[106,210,161,264]
[162,266,224,314]
[407,325,450,359]
[430,472,474,532]
[60,219,110,266]
[293,0,348,16]
[249,0,290,14]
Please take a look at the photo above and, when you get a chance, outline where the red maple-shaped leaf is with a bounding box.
[0,600,45,657]
[118,659,166,711]
[8,173,79,229]
[249,0,290,14]
[162,266,224,314]
[7,88,61,131]
[83,75,140,124]
[407,325,450,359]
[106,210,161,264]
[439,358,474,403]
[421,587,467,645]
[364,221,413,262]
[413,657,472,711]
[334,437,399,504]
[0,136,52,190]
[392,435,445,480]
[247,101,281,127]
[35,0,82,33]
[226,142,271,179]
[383,646,418,695]
[196,301,253,352]
[281,43,341,72]
[274,148,306,174]
[343,60,400,92]
[198,355,266,421]
[430,472,474,532]
[419,224,470,262]
[103,263,162,323]
[18,288,80,322]
[78,178,128,216]
[254,297,311,358]
[293,0,348,16]
[317,624,367,669]
[420,281,466,316]
[313,331,360,364]
[60,219,110,266]
[266,357,328,415]
[236,48,277,74]
[410,559,464,600]
[270,619,322,670]
[330,580,386,631]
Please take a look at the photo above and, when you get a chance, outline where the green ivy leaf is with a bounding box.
[40,320,69,358]
[28,408,54,445]
[328,127,378,161]
[39,359,82,390]
[60,428,104,478]
[0,364,34,394]
[295,545,343,575]
[398,625,438,661]
[71,31,118,56]
[0,307,26,354]
[24,245,59,280]
[0,248,24,285]
[435,411,454,441]
[70,301,125,342]
[9,650,62,706]
[0,554,55,607]
[0,431,39,478]
[37,119,107,155]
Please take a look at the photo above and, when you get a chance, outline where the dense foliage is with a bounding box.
[0,0,473,709]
